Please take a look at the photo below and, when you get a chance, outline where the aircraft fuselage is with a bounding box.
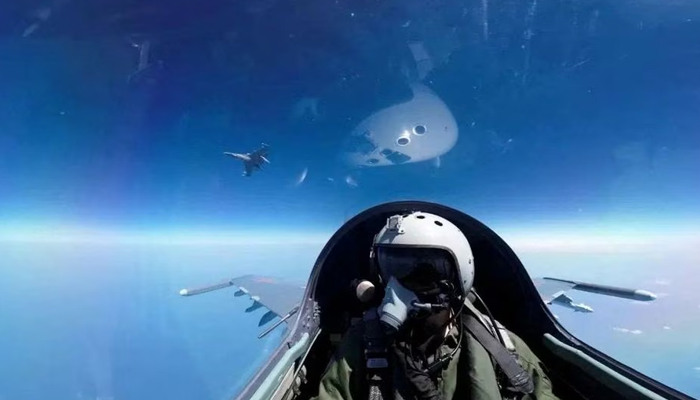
[224,148,270,176]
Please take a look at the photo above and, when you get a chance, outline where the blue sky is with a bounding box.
[1,1,700,231]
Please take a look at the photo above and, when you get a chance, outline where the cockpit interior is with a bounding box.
[282,201,685,400]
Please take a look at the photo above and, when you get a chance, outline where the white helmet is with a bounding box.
[372,211,475,298]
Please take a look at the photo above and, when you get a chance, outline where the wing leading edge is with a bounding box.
[533,278,579,304]
[180,274,306,333]
[533,277,657,313]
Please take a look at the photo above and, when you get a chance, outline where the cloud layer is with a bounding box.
[613,327,643,335]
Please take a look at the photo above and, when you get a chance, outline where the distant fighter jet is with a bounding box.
[224,143,270,177]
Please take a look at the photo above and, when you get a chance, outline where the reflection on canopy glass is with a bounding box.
[0,0,699,398]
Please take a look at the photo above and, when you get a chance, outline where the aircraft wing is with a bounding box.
[180,274,306,320]
[533,277,577,304]
[532,277,657,304]
[230,275,306,318]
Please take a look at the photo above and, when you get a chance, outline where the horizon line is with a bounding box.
[1,222,698,251]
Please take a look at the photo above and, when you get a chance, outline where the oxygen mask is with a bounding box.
[376,247,455,334]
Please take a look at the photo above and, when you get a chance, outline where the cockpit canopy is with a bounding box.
[303,200,561,352]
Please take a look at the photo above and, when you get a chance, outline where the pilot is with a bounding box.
[312,211,560,400]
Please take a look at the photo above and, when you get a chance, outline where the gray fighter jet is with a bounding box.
[224,143,270,177]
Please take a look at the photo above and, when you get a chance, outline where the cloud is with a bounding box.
[0,225,331,245]
[498,222,700,253]
[630,300,651,306]
[505,232,700,253]
[663,326,671,330]
[654,279,671,286]
[613,327,643,335]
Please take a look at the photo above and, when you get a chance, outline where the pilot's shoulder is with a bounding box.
[500,326,539,360]
[501,326,560,400]
[480,316,540,361]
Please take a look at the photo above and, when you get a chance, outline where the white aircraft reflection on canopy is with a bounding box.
[341,84,458,168]
[180,201,677,400]
[224,143,270,177]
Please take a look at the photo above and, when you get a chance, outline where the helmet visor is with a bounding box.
[376,246,454,290]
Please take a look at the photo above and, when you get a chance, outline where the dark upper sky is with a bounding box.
[1,0,699,232]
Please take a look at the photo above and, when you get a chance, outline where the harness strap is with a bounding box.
[460,304,534,395]
[363,308,393,400]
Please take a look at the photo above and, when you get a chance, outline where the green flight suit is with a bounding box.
[313,319,560,400]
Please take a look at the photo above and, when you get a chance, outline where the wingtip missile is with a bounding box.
[179,279,236,297]
[633,289,657,301]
